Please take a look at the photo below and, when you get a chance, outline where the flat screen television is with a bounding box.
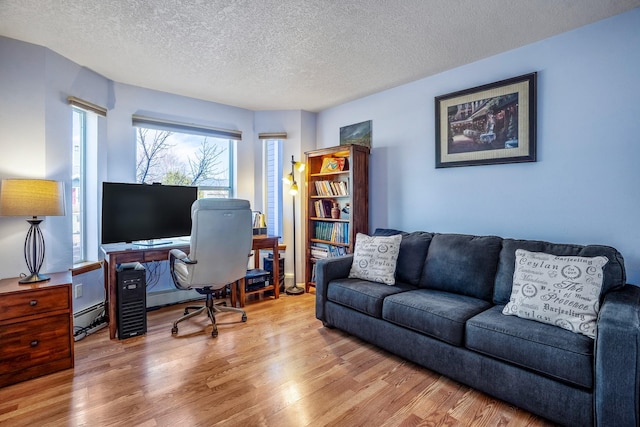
[101,182,198,245]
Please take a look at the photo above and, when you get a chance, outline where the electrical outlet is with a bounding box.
[75,283,83,298]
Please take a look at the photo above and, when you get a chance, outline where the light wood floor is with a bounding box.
[0,291,556,426]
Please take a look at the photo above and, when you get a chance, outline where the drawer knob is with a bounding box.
[30,300,38,306]
[30,340,39,347]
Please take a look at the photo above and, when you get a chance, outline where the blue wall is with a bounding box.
[317,10,640,285]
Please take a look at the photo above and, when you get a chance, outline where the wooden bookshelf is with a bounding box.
[304,145,369,292]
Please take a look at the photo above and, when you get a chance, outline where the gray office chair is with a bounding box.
[168,198,253,337]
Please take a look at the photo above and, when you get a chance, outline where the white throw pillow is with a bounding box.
[503,249,608,338]
[348,233,402,285]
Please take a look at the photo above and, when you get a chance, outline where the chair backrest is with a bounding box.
[180,198,252,288]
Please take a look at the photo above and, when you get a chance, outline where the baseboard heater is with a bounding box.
[73,302,105,329]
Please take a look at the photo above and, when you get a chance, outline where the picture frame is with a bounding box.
[340,120,372,147]
[435,72,537,168]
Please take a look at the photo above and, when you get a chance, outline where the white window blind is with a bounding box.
[132,115,242,140]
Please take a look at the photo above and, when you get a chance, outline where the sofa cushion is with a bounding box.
[382,289,492,346]
[503,250,608,338]
[466,306,594,388]
[327,277,416,318]
[420,233,502,301]
[349,233,402,285]
[493,239,626,305]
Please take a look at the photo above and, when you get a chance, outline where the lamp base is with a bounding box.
[285,284,304,295]
[19,272,51,284]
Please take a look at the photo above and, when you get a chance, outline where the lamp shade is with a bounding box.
[0,179,66,217]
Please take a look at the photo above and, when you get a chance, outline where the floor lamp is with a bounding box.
[0,179,66,284]
[284,155,305,295]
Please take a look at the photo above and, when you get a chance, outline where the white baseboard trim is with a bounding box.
[73,302,105,329]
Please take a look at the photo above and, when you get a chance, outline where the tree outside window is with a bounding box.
[135,127,233,197]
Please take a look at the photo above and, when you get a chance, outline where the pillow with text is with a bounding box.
[503,249,608,338]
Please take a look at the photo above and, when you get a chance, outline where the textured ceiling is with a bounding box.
[1,1,639,112]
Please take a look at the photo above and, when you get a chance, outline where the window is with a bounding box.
[72,108,86,263]
[263,138,284,238]
[69,97,105,264]
[133,116,238,198]
[71,104,100,264]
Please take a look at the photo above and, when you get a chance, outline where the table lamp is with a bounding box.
[0,179,66,283]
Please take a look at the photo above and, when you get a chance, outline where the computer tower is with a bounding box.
[116,262,147,339]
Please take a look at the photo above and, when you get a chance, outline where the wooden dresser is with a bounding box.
[0,271,74,387]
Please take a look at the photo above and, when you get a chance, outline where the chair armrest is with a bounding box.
[169,248,196,290]
[315,254,353,322]
[169,249,196,264]
[595,285,640,426]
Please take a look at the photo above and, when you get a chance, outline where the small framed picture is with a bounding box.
[340,120,372,148]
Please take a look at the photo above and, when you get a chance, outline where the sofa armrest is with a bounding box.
[315,254,354,322]
[595,285,640,426]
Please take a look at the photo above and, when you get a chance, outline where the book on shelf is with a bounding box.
[310,262,317,282]
[319,157,345,173]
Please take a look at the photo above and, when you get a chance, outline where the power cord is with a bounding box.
[73,310,107,341]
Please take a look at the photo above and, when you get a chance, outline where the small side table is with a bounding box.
[0,272,74,387]
[234,235,281,307]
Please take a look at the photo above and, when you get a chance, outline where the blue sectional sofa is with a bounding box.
[314,229,640,426]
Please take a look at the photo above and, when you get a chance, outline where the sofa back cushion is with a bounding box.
[493,239,626,305]
[373,229,434,285]
[420,233,502,301]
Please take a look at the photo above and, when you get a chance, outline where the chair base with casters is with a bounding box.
[171,286,247,338]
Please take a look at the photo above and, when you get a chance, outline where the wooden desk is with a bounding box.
[101,235,280,340]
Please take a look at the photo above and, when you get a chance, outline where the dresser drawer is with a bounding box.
[0,313,72,374]
[0,287,70,321]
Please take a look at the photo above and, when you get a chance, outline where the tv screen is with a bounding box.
[101,182,198,244]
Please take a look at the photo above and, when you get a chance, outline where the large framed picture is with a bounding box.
[435,72,537,168]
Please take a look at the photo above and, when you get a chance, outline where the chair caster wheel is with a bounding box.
[211,329,218,338]
[171,326,178,334]
[183,309,189,315]
[242,314,247,322]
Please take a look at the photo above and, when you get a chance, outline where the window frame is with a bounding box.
[72,107,87,264]
[263,138,284,239]
[133,116,239,197]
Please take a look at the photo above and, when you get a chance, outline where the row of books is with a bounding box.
[310,243,348,259]
[314,222,349,244]
[314,180,349,197]
[309,244,349,282]
[252,212,266,228]
[313,199,333,218]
